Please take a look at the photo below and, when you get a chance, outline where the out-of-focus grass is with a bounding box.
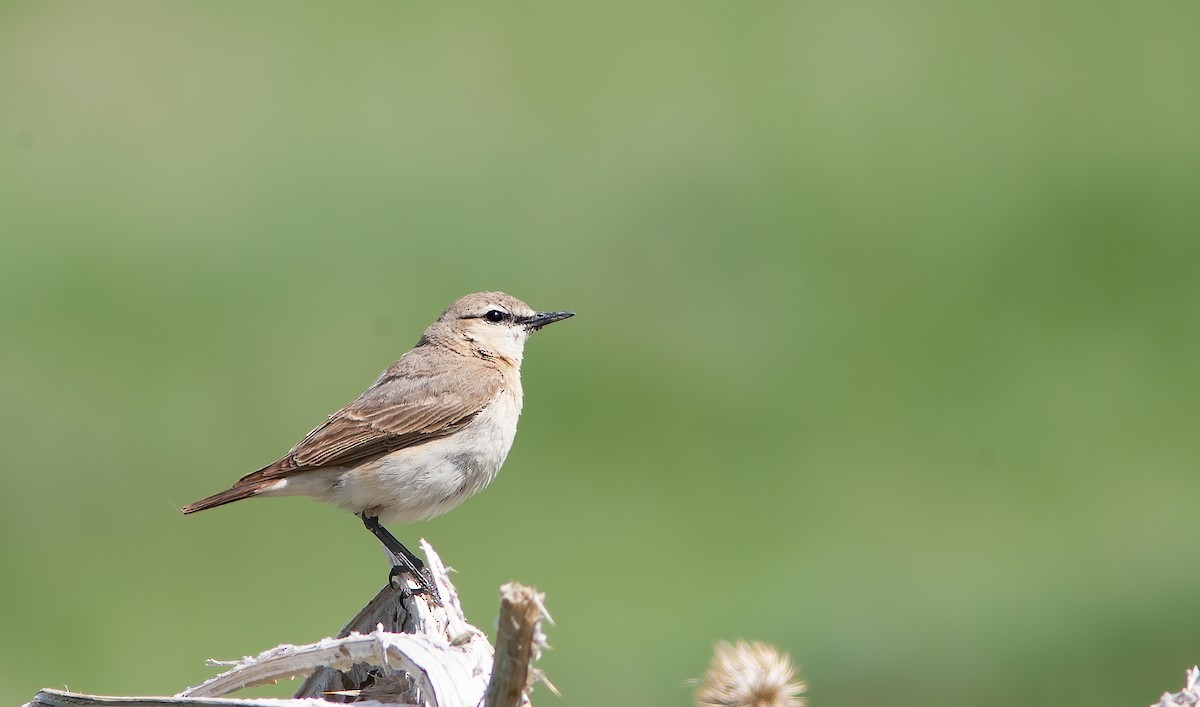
[2,2,1198,706]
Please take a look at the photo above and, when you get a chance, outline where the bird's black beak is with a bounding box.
[523,310,575,331]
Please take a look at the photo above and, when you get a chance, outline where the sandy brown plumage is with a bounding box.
[180,291,571,521]
[180,348,506,513]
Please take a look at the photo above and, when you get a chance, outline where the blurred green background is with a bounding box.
[2,2,1198,706]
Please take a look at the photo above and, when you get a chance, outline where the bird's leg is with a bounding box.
[359,513,440,601]
[360,513,425,570]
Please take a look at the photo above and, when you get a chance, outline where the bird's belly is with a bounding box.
[323,393,521,524]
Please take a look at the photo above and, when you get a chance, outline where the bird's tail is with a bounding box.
[180,481,271,514]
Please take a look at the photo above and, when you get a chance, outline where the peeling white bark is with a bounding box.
[24,541,545,707]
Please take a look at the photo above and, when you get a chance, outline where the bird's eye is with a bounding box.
[484,310,507,323]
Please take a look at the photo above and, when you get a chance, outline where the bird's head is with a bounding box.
[423,291,574,364]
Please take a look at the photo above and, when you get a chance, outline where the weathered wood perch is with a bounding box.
[24,541,550,707]
[1151,666,1200,707]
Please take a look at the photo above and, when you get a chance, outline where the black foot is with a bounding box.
[389,564,441,602]
[360,513,441,603]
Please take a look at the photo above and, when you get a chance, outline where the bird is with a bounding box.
[181,291,573,596]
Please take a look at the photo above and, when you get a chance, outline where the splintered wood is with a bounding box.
[483,584,554,707]
[24,541,548,707]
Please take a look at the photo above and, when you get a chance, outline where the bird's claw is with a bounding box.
[389,564,441,604]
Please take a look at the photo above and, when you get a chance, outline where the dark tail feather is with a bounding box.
[181,481,270,514]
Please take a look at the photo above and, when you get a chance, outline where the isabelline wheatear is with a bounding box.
[182,291,573,594]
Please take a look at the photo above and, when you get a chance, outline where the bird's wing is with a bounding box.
[244,350,505,480]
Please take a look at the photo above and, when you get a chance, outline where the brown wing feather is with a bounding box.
[238,347,505,483]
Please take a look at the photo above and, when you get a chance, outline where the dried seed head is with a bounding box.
[695,640,806,707]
